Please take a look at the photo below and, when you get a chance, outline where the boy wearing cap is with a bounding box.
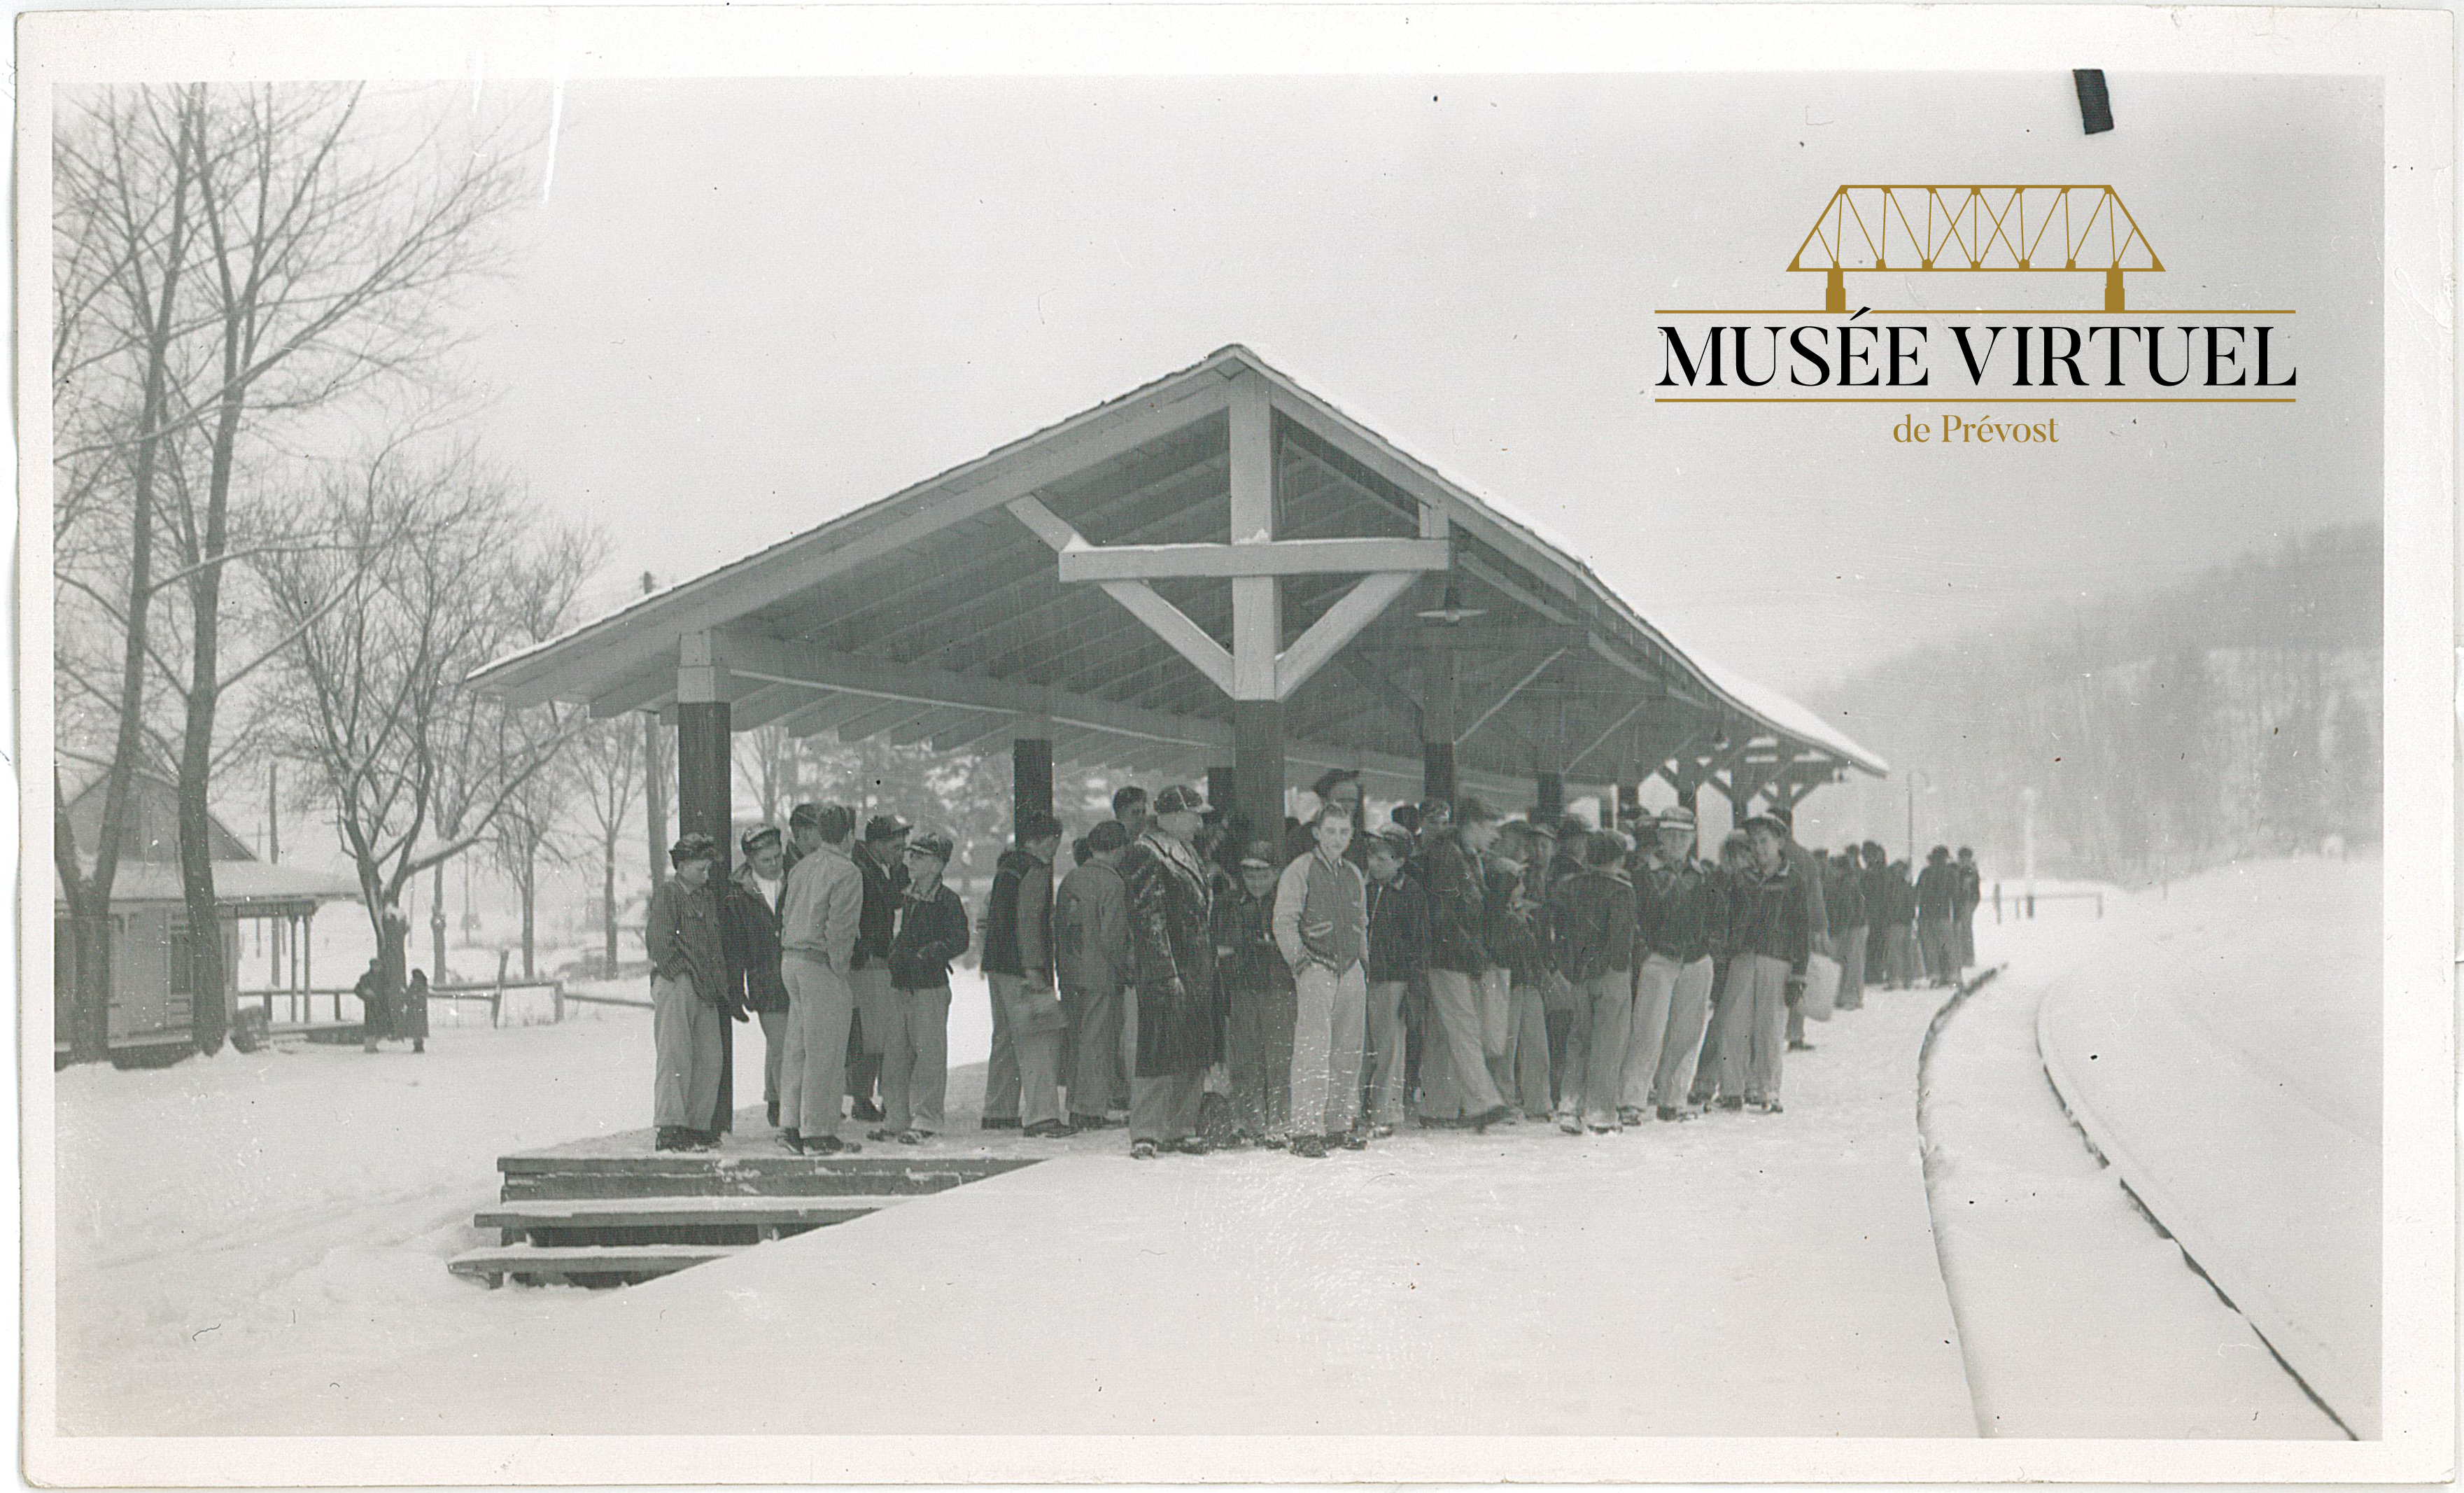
[1056,820,1134,1129]
[1416,797,1513,1130]
[1720,815,1812,1114]
[1215,839,1295,1145]
[1120,785,1222,1156]
[1623,808,1722,1123]
[647,834,733,1151]
[878,831,969,1143]
[1273,806,1370,1156]
[721,824,794,1128]
[847,816,911,1123]
[1829,845,1868,1012]
[777,804,865,1154]
[983,813,1069,1136]
[1549,829,1638,1133]
[1361,827,1429,1135]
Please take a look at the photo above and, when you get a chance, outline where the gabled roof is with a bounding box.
[473,346,1883,794]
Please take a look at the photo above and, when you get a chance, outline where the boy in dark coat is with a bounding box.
[1120,785,1222,1156]
[878,831,969,1143]
[720,822,794,1126]
[1214,839,1295,1144]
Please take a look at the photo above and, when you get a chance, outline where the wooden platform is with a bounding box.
[451,1106,1039,1286]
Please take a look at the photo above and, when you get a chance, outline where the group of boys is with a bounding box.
[645,804,978,1154]
[645,773,1980,1161]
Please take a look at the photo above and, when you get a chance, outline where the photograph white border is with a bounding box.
[15,3,2455,1484]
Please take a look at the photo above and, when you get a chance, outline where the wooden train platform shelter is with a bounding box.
[470,344,1885,848]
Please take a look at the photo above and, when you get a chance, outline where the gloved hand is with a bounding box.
[726,1002,751,1024]
[1784,976,1806,1009]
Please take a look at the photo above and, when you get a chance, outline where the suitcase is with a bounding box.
[1801,953,1840,1022]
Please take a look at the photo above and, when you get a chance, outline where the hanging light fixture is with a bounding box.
[1416,543,1487,626]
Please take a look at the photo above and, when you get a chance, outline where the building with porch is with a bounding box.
[470,346,1883,856]
[56,775,360,1063]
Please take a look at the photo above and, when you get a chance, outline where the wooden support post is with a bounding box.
[1535,771,1564,824]
[1422,636,1458,804]
[675,631,734,871]
[1207,766,1239,822]
[1617,782,1641,823]
[1234,703,1285,849]
[1012,734,1054,843]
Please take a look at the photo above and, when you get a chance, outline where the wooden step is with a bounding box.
[497,1154,1034,1200]
[448,1242,741,1289]
[474,1194,911,1246]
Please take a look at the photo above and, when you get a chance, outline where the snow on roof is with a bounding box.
[55,861,363,909]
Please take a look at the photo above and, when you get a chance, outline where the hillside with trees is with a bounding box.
[1801,524,2380,885]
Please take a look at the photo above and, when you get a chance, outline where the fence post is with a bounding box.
[1992,883,2001,924]
[553,981,565,1024]
[2026,894,2036,918]
[493,951,510,1030]
[2095,893,2104,919]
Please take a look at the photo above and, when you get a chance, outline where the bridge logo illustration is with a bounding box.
[1788,185,2163,312]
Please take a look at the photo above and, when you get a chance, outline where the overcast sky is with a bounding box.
[453,69,2379,694]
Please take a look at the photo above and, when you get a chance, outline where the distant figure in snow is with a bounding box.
[355,959,388,1053]
[1880,858,1920,989]
[1953,848,1983,972]
[401,969,429,1054]
[1916,846,1959,989]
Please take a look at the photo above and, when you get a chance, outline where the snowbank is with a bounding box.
[2034,858,2379,1436]
[1924,912,2342,1437]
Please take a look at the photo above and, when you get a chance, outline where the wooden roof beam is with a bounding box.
[484,372,1234,708]
[721,632,1233,756]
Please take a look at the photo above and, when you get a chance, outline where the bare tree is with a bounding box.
[735,723,800,829]
[50,88,209,1064]
[491,764,574,981]
[51,80,537,1058]
[261,449,603,1003]
[569,719,643,975]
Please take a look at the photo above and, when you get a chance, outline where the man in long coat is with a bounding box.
[1120,783,1221,1157]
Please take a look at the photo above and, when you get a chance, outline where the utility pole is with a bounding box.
[640,571,669,892]
[1904,768,1931,864]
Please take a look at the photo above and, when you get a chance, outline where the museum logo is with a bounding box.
[1652,185,2297,409]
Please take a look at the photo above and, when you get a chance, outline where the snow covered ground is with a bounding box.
[52,969,1970,1438]
[45,858,2379,1443]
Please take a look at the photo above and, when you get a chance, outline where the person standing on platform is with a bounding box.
[1875,853,1914,988]
[1622,807,1720,1125]
[647,833,739,1151]
[1274,806,1371,1156]
[1542,815,1590,1109]
[981,812,1065,1135]
[1861,841,1891,988]
[1916,846,1959,988]
[1289,769,1370,867]
[1719,815,1810,1115]
[1056,820,1134,1130]
[1120,785,1221,1158]
[1361,827,1428,1137]
[1418,797,1513,1131]
[875,830,968,1144]
[1475,822,1537,1116]
[1490,822,1554,1123]
[721,823,794,1128]
[777,805,864,1155]
[1689,830,1760,1110]
[1829,844,1869,1014]
[1216,840,1294,1146]
[846,816,908,1126]
[1113,785,1150,843]
[1954,848,1983,972]
[1549,828,1636,1134]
